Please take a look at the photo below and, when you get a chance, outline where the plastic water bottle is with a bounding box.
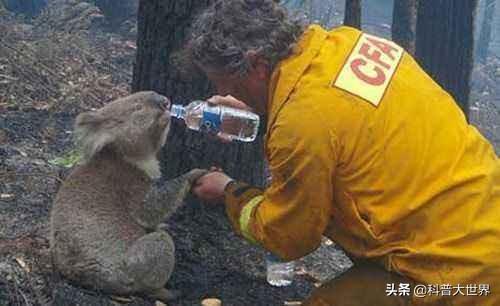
[170,100,260,142]
[265,253,295,287]
[263,161,295,287]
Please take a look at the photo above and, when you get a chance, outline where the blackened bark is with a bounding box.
[415,0,478,120]
[344,0,361,29]
[2,0,47,17]
[477,0,496,63]
[392,0,418,55]
[133,1,310,304]
[133,0,265,184]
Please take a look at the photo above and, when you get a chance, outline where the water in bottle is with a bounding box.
[265,253,295,287]
[170,100,260,142]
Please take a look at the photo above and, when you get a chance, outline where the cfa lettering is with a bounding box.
[350,37,399,86]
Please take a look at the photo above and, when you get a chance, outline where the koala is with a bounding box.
[50,91,207,302]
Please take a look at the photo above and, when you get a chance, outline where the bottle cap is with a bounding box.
[170,104,186,119]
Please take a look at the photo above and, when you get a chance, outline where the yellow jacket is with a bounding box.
[224,25,500,305]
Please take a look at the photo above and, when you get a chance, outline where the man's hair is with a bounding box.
[177,0,305,77]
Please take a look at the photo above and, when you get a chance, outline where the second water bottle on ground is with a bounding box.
[265,253,295,287]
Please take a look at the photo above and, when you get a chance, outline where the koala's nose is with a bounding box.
[162,97,171,110]
[152,93,170,111]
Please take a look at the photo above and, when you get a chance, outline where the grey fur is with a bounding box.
[50,91,207,302]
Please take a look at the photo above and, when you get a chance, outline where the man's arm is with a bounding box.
[223,117,338,261]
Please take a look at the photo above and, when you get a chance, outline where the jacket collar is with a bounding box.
[266,25,328,138]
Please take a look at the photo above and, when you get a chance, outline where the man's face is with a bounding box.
[204,62,270,116]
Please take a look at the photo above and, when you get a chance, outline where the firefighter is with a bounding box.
[180,1,500,305]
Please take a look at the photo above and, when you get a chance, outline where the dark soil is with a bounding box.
[1,65,498,306]
[0,105,351,306]
[0,6,351,305]
[1,2,499,305]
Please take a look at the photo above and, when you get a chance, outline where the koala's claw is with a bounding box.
[185,168,210,184]
[156,222,169,232]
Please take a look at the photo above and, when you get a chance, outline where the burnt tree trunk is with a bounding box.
[415,0,478,120]
[133,1,310,304]
[344,0,361,29]
[476,0,496,63]
[1,0,46,17]
[392,0,418,55]
[133,2,266,184]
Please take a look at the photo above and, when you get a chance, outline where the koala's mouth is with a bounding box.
[162,101,171,118]
[158,95,171,112]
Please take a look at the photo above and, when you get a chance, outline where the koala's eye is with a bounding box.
[134,104,144,112]
[151,95,170,112]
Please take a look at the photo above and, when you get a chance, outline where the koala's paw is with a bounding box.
[156,222,169,232]
[185,168,210,184]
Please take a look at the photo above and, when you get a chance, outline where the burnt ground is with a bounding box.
[1,3,500,305]
[0,4,353,305]
[1,70,499,306]
[0,94,352,306]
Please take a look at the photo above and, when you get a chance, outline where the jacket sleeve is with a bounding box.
[224,111,337,261]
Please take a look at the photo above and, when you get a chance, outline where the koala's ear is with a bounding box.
[75,111,104,128]
[74,111,113,162]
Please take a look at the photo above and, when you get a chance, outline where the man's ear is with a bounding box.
[255,58,270,80]
[245,50,270,80]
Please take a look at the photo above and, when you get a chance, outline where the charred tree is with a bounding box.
[133,2,265,184]
[1,0,47,17]
[392,0,418,55]
[133,0,309,304]
[344,0,361,29]
[415,0,478,120]
[477,0,496,63]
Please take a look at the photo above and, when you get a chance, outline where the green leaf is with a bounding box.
[49,149,83,168]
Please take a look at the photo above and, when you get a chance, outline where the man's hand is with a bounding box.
[207,95,253,143]
[192,170,234,204]
[207,95,252,111]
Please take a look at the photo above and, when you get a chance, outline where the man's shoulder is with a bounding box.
[268,91,335,144]
[283,79,360,126]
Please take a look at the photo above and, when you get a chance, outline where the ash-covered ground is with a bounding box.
[0,3,350,305]
[1,2,499,305]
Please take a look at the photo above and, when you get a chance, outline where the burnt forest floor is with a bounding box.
[1,3,499,306]
[0,3,351,306]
